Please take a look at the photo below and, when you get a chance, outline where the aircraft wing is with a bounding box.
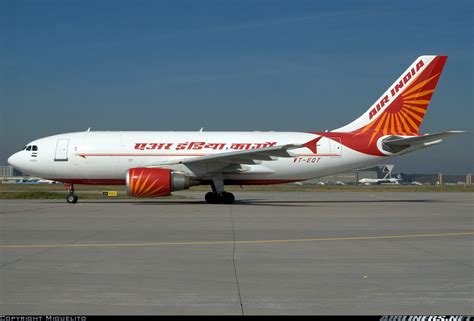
[151,144,302,166]
[383,131,465,153]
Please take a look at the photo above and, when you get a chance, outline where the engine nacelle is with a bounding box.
[126,168,192,197]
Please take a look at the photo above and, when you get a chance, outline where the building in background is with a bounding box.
[0,165,22,178]
[0,165,14,178]
[1,165,25,183]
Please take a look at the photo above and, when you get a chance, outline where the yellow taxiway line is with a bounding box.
[0,232,472,249]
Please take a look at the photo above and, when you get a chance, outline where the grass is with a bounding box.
[0,191,108,200]
[0,182,472,199]
[0,184,187,200]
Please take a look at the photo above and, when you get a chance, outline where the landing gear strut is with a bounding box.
[204,174,235,204]
[64,183,78,204]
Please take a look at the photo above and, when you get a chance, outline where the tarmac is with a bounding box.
[0,191,473,315]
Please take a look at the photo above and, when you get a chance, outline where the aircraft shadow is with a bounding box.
[35,198,441,208]
[233,199,441,207]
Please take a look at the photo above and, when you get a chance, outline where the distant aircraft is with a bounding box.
[358,177,401,185]
[8,55,464,204]
[358,165,402,185]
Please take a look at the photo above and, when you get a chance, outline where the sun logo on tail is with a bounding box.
[355,65,444,144]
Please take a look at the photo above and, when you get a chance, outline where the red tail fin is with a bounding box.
[335,55,447,143]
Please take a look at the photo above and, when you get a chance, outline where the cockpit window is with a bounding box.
[26,146,32,151]
[32,145,38,151]
[22,146,27,150]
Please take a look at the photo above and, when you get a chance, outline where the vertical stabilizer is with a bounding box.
[335,55,448,141]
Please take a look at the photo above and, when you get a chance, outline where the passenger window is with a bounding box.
[26,146,32,151]
[32,145,38,151]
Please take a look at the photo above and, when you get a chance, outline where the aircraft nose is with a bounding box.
[8,152,21,169]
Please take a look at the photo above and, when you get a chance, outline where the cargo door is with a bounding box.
[316,137,331,155]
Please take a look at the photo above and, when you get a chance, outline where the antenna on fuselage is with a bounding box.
[199,127,204,132]
[86,127,91,132]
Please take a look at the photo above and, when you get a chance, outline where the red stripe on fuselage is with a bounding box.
[77,152,340,157]
[77,153,207,157]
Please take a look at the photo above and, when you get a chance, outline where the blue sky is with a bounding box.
[1,0,472,173]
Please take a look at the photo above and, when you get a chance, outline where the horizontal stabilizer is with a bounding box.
[382,131,465,153]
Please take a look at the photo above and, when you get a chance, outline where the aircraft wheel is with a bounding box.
[67,194,78,204]
[221,192,235,204]
[205,192,220,204]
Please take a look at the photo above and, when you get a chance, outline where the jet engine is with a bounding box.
[126,168,193,197]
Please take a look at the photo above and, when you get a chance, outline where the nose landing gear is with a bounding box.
[64,183,78,204]
[67,194,78,204]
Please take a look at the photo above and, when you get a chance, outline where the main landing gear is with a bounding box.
[205,191,235,204]
[204,174,235,204]
[64,183,78,204]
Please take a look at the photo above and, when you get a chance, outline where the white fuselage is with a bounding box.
[8,131,385,184]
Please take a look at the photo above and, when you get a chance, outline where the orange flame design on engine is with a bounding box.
[128,168,167,197]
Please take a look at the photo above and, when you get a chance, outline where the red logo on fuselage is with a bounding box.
[134,142,278,151]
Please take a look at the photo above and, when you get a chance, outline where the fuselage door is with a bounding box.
[54,139,69,161]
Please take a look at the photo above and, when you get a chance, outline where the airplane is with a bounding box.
[358,177,401,185]
[7,55,465,204]
[358,165,402,185]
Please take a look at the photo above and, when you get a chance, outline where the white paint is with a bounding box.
[8,131,381,182]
